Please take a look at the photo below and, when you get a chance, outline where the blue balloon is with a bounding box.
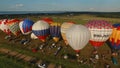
[19,19,34,35]
[50,26,61,38]
[49,23,61,42]
[32,29,50,36]
[113,23,120,27]
[32,20,50,42]
[22,19,34,33]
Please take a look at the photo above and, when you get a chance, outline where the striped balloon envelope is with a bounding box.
[66,24,91,53]
[6,19,21,36]
[85,20,113,48]
[0,19,11,35]
[19,19,34,35]
[61,22,75,45]
[32,20,49,42]
[50,22,61,42]
[108,23,120,50]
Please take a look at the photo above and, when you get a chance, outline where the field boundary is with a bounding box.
[0,48,61,68]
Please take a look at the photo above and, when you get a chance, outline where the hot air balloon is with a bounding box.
[6,19,21,36]
[108,23,120,50]
[19,19,34,35]
[85,20,113,49]
[66,24,91,54]
[61,22,75,45]
[31,33,38,39]
[50,22,61,42]
[32,20,49,42]
[0,19,11,35]
[42,17,53,24]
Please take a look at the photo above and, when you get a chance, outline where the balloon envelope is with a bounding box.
[85,20,113,47]
[0,19,11,35]
[50,22,61,42]
[32,20,49,42]
[6,19,21,36]
[19,19,34,35]
[108,23,120,50]
[31,33,38,39]
[61,22,75,45]
[66,24,91,53]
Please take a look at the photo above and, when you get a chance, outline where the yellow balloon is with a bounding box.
[61,22,75,45]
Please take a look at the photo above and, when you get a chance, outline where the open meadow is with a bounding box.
[0,13,120,68]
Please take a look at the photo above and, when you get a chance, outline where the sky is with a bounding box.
[0,0,120,12]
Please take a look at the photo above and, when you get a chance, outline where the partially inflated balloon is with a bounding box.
[66,24,91,53]
[50,22,61,42]
[32,20,49,42]
[0,19,11,35]
[85,20,113,47]
[108,23,120,50]
[19,19,34,35]
[6,19,21,36]
[42,17,53,24]
[61,22,75,45]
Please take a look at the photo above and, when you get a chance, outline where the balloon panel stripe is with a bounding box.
[32,28,49,36]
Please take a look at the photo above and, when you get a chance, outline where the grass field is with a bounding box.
[0,53,34,68]
[0,13,120,68]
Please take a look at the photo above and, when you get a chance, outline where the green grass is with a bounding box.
[0,53,35,68]
[1,14,120,68]
[0,41,93,68]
